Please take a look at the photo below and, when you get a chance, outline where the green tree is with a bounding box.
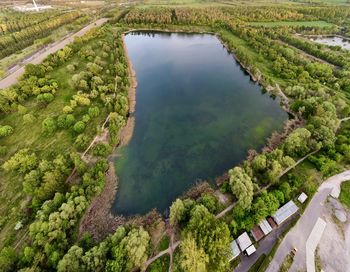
[42,117,56,134]
[283,128,312,157]
[229,167,254,210]
[0,125,14,137]
[179,235,209,272]
[170,198,185,226]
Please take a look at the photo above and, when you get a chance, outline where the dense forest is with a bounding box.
[1,3,350,272]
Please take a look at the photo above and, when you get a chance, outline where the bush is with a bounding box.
[73,121,86,134]
[42,118,56,134]
[0,125,14,137]
[92,143,112,157]
[74,134,90,151]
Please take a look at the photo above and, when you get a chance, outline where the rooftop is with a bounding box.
[272,200,299,225]
[237,232,252,251]
[259,218,273,235]
[246,245,256,256]
[230,240,241,260]
[298,192,308,204]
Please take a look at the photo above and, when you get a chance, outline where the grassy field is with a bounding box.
[339,180,350,209]
[249,20,335,28]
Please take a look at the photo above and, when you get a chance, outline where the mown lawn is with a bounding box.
[339,180,350,209]
[249,20,334,28]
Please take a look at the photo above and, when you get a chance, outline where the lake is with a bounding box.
[111,31,287,216]
[309,36,350,50]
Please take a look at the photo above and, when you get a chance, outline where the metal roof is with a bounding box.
[272,200,298,225]
[237,232,252,251]
[298,192,308,203]
[230,240,241,260]
[259,219,273,235]
[246,245,256,256]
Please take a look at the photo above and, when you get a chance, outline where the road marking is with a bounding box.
[306,217,326,272]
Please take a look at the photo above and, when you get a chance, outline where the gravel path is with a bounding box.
[0,18,108,89]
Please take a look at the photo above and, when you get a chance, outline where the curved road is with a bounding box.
[0,18,108,89]
[266,170,350,272]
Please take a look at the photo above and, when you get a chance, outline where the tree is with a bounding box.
[2,148,37,174]
[57,246,83,272]
[73,121,86,134]
[0,246,17,272]
[252,191,280,223]
[229,167,254,210]
[170,198,185,226]
[122,227,150,271]
[42,117,56,134]
[283,128,312,157]
[0,125,13,137]
[179,235,209,272]
[185,205,231,271]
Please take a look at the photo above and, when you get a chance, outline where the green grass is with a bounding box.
[248,254,266,272]
[279,254,294,272]
[339,180,350,209]
[249,20,335,28]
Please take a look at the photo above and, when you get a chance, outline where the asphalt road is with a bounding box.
[266,170,350,272]
[0,18,108,89]
[235,215,297,272]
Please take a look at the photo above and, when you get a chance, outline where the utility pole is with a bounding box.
[32,0,39,12]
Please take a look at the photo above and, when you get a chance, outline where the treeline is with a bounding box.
[0,11,81,59]
[274,31,350,68]
[0,10,60,35]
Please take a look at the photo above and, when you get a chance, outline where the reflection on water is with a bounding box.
[112,32,287,216]
[310,36,350,50]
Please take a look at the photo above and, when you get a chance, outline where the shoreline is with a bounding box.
[78,32,138,240]
[80,27,298,239]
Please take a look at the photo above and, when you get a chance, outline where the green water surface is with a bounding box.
[112,32,287,215]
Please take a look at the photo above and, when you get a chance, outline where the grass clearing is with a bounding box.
[249,20,335,28]
[339,180,350,209]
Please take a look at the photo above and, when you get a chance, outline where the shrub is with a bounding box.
[73,121,86,134]
[0,125,14,137]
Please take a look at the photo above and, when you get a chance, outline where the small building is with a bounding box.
[237,232,252,251]
[272,200,299,225]
[245,245,256,256]
[298,192,308,204]
[259,219,273,235]
[229,240,241,260]
[251,225,264,242]
[267,217,277,229]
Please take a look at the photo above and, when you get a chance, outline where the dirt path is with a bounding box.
[0,18,108,89]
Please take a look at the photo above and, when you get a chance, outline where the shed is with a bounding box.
[237,232,252,251]
[251,225,264,242]
[259,219,273,235]
[298,192,308,204]
[267,217,277,229]
[245,245,256,256]
[229,240,241,260]
[272,200,299,225]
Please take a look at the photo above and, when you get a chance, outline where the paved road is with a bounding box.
[266,170,350,272]
[0,18,108,89]
[235,215,298,272]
